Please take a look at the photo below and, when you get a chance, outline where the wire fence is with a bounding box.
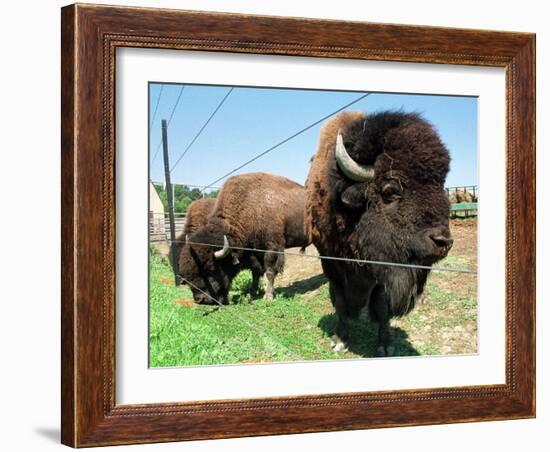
[155,238,476,275]
[147,86,476,276]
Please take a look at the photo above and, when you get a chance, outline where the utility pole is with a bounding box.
[161,119,179,285]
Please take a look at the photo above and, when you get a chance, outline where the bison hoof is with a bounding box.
[376,345,395,357]
[330,337,348,353]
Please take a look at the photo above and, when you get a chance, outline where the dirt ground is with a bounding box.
[276,245,323,288]
[447,218,477,267]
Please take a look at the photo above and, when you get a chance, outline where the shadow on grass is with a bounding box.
[230,272,327,304]
[317,314,420,358]
[275,273,327,298]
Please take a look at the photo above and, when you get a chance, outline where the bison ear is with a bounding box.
[340,183,369,209]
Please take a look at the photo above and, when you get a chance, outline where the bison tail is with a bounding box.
[299,246,306,254]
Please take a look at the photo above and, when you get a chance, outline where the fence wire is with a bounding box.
[156,239,476,275]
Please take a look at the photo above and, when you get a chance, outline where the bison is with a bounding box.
[177,172,310,304]
[448,188,476,204]
[306,110,453,356]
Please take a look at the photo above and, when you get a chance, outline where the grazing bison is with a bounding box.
[177,172,310,304]
[306,110,453,356]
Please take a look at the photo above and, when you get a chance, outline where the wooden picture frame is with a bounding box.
[61,3,535,447]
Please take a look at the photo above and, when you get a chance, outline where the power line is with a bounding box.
[166,85,186,125]
[170,88,234,173]
[149,84,164,129]
[151,85,186,163]
[200,92,372,193]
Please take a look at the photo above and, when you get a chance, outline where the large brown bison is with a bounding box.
[306,110,453,356]
[177,172,310,304]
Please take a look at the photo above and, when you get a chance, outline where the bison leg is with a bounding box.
[371,286,395,357]
[263,250,284,300]
[264,272,275,300]
[250,270,261,298]
[329,282,350,352]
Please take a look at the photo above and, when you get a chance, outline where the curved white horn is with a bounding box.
[213,235,231,259]
[335,132,375,182]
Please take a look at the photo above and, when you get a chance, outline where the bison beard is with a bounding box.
[306,110,452,356]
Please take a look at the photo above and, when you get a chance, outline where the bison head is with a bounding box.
[177,224,241,305]
[330,111,453,315]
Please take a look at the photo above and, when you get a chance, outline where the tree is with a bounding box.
[189,188,202,200]
[152,183,218,215]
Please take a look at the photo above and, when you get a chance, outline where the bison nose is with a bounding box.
[430,234,453,250]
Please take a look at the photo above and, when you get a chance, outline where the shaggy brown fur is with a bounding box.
[171,198,216,273]
[183,198,216,236]
[306,111,366,255]
[178,172,310,304]
[306,110,452,356]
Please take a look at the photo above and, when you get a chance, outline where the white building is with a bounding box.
[149,182,165,239]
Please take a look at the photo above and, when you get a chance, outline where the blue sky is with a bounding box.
[149,83,477,191]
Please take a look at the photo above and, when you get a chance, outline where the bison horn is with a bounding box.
[214,235,231,260]
[335,132,375,182]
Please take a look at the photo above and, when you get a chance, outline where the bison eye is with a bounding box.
[382,184,402,204]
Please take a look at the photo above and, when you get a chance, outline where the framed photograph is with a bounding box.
[61,3,535,447]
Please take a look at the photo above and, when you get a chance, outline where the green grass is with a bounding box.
[149,250,477,367]
[149,253,336,366]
